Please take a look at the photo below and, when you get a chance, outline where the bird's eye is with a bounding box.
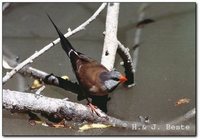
[112,77,119,81]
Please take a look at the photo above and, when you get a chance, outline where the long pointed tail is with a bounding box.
[47,14,76,57]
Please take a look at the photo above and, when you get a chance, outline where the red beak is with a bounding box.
[119,75,128,83]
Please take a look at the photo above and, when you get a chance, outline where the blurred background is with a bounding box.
[2,2,196,135]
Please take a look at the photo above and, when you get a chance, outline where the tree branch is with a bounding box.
[117,40,135,87]
[3,55,82,95]
[101,3,120,70]
[3,89,195,132]
[2,3,107,84]
[3,89,145,129]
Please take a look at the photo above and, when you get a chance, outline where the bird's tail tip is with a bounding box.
[46,13,76,57]
[46,13,64,38]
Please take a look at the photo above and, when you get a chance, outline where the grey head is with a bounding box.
[100,70,127,92]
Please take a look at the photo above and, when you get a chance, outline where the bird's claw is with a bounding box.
[87,103,108,120]
[87,103,101,117]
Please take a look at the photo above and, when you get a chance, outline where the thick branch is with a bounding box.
[3,89,145,129]
[101,3,120,70]
[3,3,107,84]
[3,89,195,132]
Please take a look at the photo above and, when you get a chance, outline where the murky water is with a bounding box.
[2,3,196,135]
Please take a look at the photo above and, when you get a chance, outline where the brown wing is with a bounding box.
[75,58,109,96]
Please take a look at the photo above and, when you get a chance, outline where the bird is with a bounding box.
[47,15,127,115]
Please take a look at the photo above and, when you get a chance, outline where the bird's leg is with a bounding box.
[86,98,101,117]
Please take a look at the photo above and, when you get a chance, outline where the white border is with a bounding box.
[1,1,198,139]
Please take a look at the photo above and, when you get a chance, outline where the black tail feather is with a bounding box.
[47,14,75,57]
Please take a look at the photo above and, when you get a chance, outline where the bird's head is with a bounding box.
[100,70,127,91]
[108,70,128,83]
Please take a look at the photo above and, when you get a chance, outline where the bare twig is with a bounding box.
[35,85,46,95]
[101,3,120,70]
[2,3,107,84]
[3,56,82,95]
[23,66,82,95]
[117,40,135,87]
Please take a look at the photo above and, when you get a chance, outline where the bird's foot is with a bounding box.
[87,103,108,120]
[87,103,101,117]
